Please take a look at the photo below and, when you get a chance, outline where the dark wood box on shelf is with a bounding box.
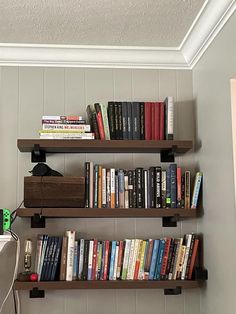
[24,176,85,208]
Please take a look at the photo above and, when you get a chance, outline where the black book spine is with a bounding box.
[132,170,137,207]
[86,105,94,132]
[41,237,52,281]
[51,237,62,281]
[127,170,133,208]
[181,174,185,208]
[92,111,100,139]
[136,168,144,208]
[85,162,90,208]
[114,102,119,140]
[149,167,155,208]
[82,240,89,280]
[106,241,112,280]
[118,102,123,140]
[132,102,140,140]
[155,167,162,208]
[108,102,115,140]
[122,102,128,140]
[127,102,133,140]
[140,102,145,140]
[45,236,57,281]
[169,242,178,279]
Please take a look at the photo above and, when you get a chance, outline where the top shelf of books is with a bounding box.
[17,139,193,154]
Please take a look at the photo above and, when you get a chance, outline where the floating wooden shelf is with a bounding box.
[14,280,203,291]
[17,207,198,218]
[17,139,193,154]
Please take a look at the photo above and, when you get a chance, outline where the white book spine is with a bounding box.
[66,231,75,281]
[106,170,111,207]
[121,239,131,280]
[126,239,135,280]
[87,240,94,280]
[89,162,94,208]
[78,239,84,280]
[167,96,174,137]
[110,168,115,208]
[113,243,119,280]
[102,168,107,207]
[38,235,48,281]
[124,175,129,208]
[35,236,43,275]
[191,172,203,208]
[144,170,148,208]
[130,239,141,280]
[181,234,192,280]
[42,124,90,131]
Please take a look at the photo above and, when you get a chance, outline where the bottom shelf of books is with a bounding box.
[15,232,207,297]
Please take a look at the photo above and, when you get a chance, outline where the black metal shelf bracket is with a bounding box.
[194,267,208,281]
[160,145,178,163]
[31,144,46,163]
[31,213,46,228]
[164,286,182,295]
[29,287,45,298]
[162,215,179,227]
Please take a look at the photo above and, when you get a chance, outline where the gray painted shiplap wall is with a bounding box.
[193,12,236,314]
[0,67,198,314]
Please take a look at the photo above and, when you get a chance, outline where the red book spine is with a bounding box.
[188,239,199,279]
[145,102,152,140]
[177,167,182,207]
[160,238,171,277]
[92,239,98,280]
[134,260,140,280]
[117,241,123,279]
[151,103,155,140]
[159,102,165,140]
[103,240,110,280]
[96,111,105,140]
[154,102,160,140]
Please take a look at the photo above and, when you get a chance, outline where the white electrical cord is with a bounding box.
[0,231,20,314]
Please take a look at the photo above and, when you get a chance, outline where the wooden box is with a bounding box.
[24,176,85,208]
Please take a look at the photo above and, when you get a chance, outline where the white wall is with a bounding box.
[0,67,197,314]
[193,11,236,314]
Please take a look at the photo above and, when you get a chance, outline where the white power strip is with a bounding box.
[0,235,12,253]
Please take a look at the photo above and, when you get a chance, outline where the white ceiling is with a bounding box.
[0,0,205,47]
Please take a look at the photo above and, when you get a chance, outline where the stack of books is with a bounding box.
[85,162,203,209]
[39,115,95,139]
[86,98,173,140]
[34,232,199,282]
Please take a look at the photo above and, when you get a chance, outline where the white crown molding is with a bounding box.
[0,0,235,69]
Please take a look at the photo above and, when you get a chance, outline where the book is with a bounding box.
[60,236,68,281]
[107,102,115,140]
[100,103,111,140]
[144,102,152,140]
[140,102,145,140]
[148,239,160,280]
[42,124,91,131]
[164,96,174,140]
[94,103,105,140]
[65,231,75,281]
[185,171,191,209]
[154,102,160,140]
[78,239,84,280]
[191,172,203,209]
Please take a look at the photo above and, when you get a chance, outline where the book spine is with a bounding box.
[170,164,177,208]
[144,239,153,280]
[100,103,110,140]
[82,240,89,280]
[155,167,162,208]
[92,239,98,280]
[103,240,110,280]
[160,238,171,279]
[121,240,131,280]
[127,102,133,140]
[154,102,160,140]
[185,171,191,209]
[159,102,165,140]
[87,240,94,280]
[149,167,155,208]
[116,241,124,279]
[114,102,119,140]
[42,237,53,281]
[85,162,90,208]
[130,240,141,280]
[89,162,94,208]
[128,170,133,208]
[185,234,196,279]
[132,102,140,140]
[113,242,119,280]
[92,111,100,139]
[177,167,182,208]
[168,241,177,280]
[35,235,43,275]
[39,235,49,281]
[78,239,84,280]
[115,174,119,208]
[42,124,91,131]
[73,241,78,280]
[154,239,165,280]
[110,168,115,208]
[181,174,185,208]
[140,102,145,140]
[151,103,155,139]
[109,241,117,280]
[145,102,152,140]
[124,174,129,209]
[122,102,128,140]
[118,102,123,140]
[96,242,102,280]
[60,236,68,281]
[148,240,159,280]
[191,172,203,209]
[161,170,167,208]
[144,170,148,208]
[98,166,102,208]
[172,238,183,280]
[94,103,105,140]
[188,238,199,279]
[132,170,137,208]
[65,231,75,281]
[138,240,147,280]
[94,165,99,208]
[165,238,174,279]
[108,102,115,140]
[51,237,62,281]
[165,97,174,140]
[126,239,135,280]
[176,245,186,280]
[118,170,125,208]
[136,168,144,208]
[106,169,111,208]
[134,240,143,280]
[102,168,107,208]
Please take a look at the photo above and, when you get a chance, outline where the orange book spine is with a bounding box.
[188,239,199,279]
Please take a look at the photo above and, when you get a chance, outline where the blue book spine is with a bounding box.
[73,241,79,280]
[109,241,117,280]
[41,236,52,281]
[46,237,57,281]
[170,164,177,208]
[154,239,166,280]
[148,240,160,280]
[191,172,203,208]
[51,237,62,281]
[166,166,171,208]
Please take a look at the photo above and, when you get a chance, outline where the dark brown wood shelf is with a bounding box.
[17,139,193,154]
[14,280,203,291]
[17,207,198,218]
